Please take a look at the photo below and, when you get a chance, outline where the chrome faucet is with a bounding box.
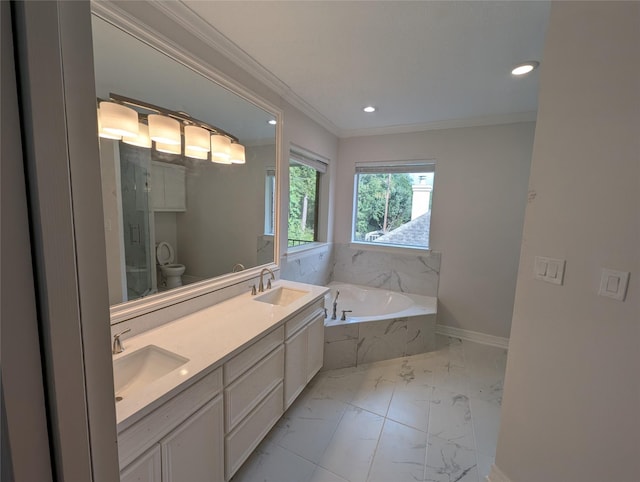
[258,267,275,292]
[112,328,131,354]
[331,290,340,320]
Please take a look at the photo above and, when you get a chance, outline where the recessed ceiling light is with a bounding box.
[511,61,539,76]
[268,119,277,125]
[363,106,376,113]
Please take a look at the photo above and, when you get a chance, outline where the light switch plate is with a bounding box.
[598,268,629,301]
[534,256,565,285]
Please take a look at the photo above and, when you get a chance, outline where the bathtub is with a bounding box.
[323,282,437,369]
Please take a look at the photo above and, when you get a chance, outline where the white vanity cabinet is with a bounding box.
[117,287,329,482]
[151,161,186,212]
[118,368,224,482]
[223,327,285,480]
[284,299,325,409]
[120,445,161,482]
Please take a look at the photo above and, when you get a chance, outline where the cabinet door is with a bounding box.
[161,395,224,482]
[307,314,325,382]
[120,445,161,482]
[163,166,185,211]
[284,327,307,409]
[150,164,164,210]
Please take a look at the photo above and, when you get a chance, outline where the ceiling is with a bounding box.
[171,1,550,137]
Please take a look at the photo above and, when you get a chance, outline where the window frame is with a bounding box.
[287,149,328,251]
[351,160,435,251]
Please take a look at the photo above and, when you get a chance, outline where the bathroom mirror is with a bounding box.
[91,11,279,319]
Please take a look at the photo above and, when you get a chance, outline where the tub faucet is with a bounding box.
[331,290,340,320]
[259,267,275,292]
[341,310,352,321]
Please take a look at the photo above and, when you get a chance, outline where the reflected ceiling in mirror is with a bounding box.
[92,14,278,309]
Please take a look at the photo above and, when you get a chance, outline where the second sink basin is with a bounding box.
[253,286,309,306]
[114,345,189,399]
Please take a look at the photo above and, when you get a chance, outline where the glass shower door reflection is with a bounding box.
[119,143,153,301]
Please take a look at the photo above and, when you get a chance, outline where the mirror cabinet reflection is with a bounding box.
[92,14,277,307]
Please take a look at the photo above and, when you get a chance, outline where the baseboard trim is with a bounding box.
[435,325,509,349]
[486,464,512,482]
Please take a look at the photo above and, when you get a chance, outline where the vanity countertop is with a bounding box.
[113,279,329,431]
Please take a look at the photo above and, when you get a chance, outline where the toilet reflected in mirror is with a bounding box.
[156,241,185,289]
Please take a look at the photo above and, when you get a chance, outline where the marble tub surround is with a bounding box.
[281,243,334,286]
[231,336,507,482]
[331,243,440,297]
[323,284,438,369]
[324,315,437,369]
[111,279,328,429]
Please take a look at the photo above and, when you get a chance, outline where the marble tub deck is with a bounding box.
[230,336,507,482]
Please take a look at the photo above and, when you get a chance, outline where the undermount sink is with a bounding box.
[113,345,188,400]
[253,286,309,306]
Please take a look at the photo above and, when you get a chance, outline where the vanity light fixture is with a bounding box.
[97,108,122,139]
[148,114,181,145]
[122,122,152,148]
[363,106,376,113]
[511,61,539,76]
[185,147,209,160]
[229,143,246,164]
[210,134,231,158]
[155,141,181,155]
[184,125,210,152]
[211,153,232,164]
[99,93,246,166]
[98,101,138,138]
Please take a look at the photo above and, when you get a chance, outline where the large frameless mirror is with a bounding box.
[91,11,279,322]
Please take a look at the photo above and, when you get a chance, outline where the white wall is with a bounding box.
[178,144,275,278]
[494,3,639,482]
[337,123,534,338]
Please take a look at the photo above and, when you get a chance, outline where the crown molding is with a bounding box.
[341,111,538,138]
[150,1,341,137]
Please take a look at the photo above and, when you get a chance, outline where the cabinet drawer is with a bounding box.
[285,298,324,338]
[118,368,222,469]
[224,326,284,384]
[224,345,284,432]
[224,383,284,480]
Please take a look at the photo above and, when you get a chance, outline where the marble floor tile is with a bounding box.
[367,419,428,482]
[424,435,478,482]
[276,393,349,463]
[428,388,475,449]
[469,397,502,458]
[234,339,506,482]
[386,377,432,432]
[317,406,385,482]
[230,441,316,482]
[309,466,350,482]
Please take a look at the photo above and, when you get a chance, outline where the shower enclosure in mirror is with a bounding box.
[92,10,279,312]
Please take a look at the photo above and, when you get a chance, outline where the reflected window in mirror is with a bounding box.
[264,169,276,236]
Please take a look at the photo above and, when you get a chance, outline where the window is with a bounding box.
[352,161,434,249]
[264,169,276,235]
[288,150,327,248]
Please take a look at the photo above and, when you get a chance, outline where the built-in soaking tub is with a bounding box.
[323,282,437,369]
